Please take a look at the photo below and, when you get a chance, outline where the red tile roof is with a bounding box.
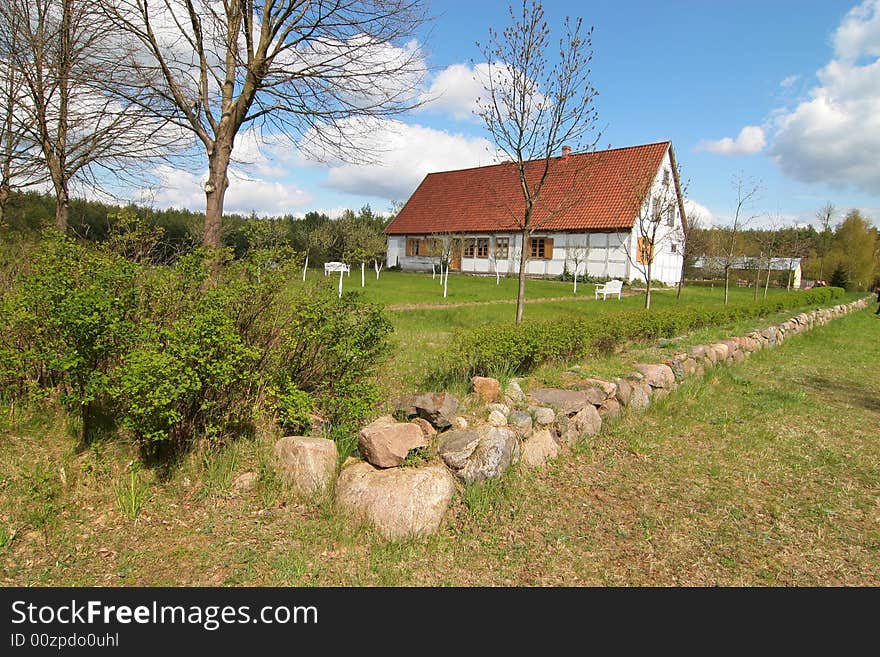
[385,141,671,235]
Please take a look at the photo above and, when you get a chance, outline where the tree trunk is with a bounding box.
[443,263,449,298]
[645,264,652,310]
[515,228,529,323]
[724,268,730,305]
[361,261,365,287]
[754,261,760,301]
[0,186,9,226]
[204,143,231,249]
[573,266,578,295]
[764,262,772,299]
[302,252,308,282]
[676,254,686,299]
[338,269,343,298]
[53,176,69,233]
[432,262,435,279]
[374,259,382,280]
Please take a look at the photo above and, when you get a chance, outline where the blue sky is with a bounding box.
[142,0,880,229]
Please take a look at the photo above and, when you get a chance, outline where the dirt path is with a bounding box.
[386,289,642,311]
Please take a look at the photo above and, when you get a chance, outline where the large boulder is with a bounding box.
[487,409,508,427]
[528,388,596,415]
[471,376,501,403]
[628,383,652,413]
[614,378,633,407]
[438,430,481,470]
[335,462,456,540]
[598,398,621,420]
[521,429,560,468]
[633,363,675,389]
[358,421,426,468]
[572,404,602,438]
[394,392,460,430]
[274,436,338,497]
[455,427,520,484]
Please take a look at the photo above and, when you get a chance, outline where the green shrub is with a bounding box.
[451,287,845,378]
[0,234,392,457]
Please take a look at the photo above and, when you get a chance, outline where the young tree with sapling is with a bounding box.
[754,217,782,300]
[565,237,589,294]
[1,0,172,232]
[102,0,427,251]
[475,0,601,323]
[673,209,704,300]
[815,202,835,281]
[618,167,685,310]
[718,176,761,305]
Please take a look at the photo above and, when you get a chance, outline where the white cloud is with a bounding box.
[419,63,488,120]
[684,199,715,227]
[696,126,766,155]
[301,118,496,200]
[769,0,880,195]
[141,165,312,215]
[780,74,800,88]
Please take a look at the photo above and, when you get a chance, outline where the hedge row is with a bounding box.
[451,287,845,378]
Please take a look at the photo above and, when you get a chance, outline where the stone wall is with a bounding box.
[274,297,870,539]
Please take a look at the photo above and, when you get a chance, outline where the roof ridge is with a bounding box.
[422,140,671,178]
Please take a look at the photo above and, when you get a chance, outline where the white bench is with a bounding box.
[324,261,350,275]
[595,279,623,300]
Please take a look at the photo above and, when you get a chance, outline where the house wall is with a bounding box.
[386,150,685,286]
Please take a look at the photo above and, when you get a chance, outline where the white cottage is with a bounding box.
[384,141,686,285]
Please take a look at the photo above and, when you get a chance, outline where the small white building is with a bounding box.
[692,256,803,289]
[384,141,686,286]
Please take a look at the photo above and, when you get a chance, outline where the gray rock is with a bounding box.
[533,407,556,426]
[614,378,633,406]
[572,404,602,438]
[634,363,676,388]
[521,428,559,468]
[598,398,621,420]
[456,427,520,484]
[438,430,481,470]
[488,409,508,427]
[335,462,455,540]
[393,392,460,430]
[358,421,427,468]
[528,388,595,415]
[628,383,652,412]
[453,416,469,430]
[504,380,527,404]
[274,436,338,497]
[487,403,511,416]
[507,411,533,437]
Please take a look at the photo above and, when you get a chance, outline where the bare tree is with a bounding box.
[0,8,43,224]
[2,0,171,232]
[753,216,782,300]
[475,0,600,323]
[673,210,703,299]
[565,236,589,295]
[815,201,835,281]
[719,176,761,305]
[619,170,683,310]
[103,0,427,250]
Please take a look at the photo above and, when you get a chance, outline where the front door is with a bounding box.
[450,242,462,271]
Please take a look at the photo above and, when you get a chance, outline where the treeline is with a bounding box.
[0,190,390,267]
[687,208,880,291]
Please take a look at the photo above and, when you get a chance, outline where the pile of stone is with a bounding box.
[271,297,869,540]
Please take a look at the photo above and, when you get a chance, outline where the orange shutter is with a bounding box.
[544,238,554,259]
[405,239,412,257]
[637,237,654,264]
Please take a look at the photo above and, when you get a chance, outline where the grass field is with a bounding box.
[2,306,877,586]
[355,272,859,398]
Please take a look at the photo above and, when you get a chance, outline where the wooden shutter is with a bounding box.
[544,238,554,260]
[405,239,412,257]
[637,237,654,264]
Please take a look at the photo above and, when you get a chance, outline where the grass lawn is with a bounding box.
[2,306,877,586]
[368,277,861,398]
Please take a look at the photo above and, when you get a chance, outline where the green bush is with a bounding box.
[451,287,845,378]
[0,235,392,455]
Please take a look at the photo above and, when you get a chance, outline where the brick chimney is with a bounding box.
[561,145,572,159]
